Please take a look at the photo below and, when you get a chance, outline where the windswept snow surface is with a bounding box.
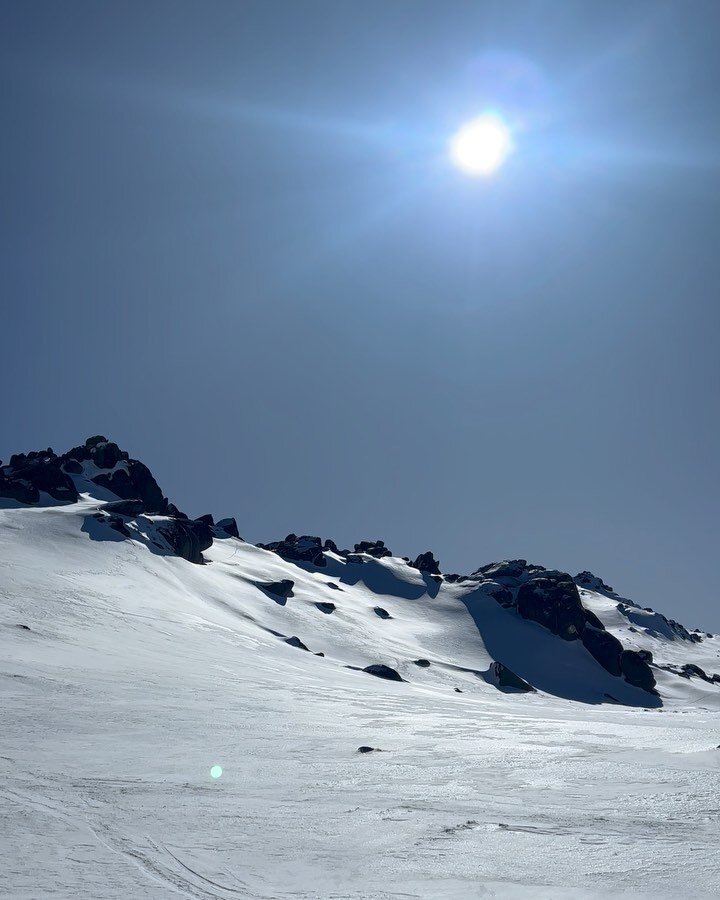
[2,497,720,898]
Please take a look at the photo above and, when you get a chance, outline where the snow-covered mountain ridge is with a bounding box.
[2,435,718,708]
[2,436,720,898]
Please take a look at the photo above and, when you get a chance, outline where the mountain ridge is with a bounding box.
[2,434,718,707]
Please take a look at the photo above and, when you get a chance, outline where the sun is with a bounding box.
[449,113,514,176]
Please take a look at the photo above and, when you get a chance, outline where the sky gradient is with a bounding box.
[2,1,719,628]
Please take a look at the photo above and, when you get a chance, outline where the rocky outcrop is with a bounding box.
[373,607,391,619]
[156,518,213,565]
[260,534,327,567]
[490,662,535,693]
[363,664,403,682]
[516,573,586,641]
[581,624,623,676]
[256,579,294,598]
[1,451,79,505]
[215,517,240,538]
[620,650,656,692]
[92,459,167,514]
[353,540,392,559]
[409,551,441,575]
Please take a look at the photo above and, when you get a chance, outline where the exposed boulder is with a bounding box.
[196,513,214,526]
[261,534,326,567]
[357,746,378,753]
[91,460,167,514]
[354,540,392,559]
[409,551,441,575]
[363,664,403,682]
[574,571,617,596]
[373,607,391,619]
[490,662,535,693]
[414,659,431,668]
[483,582,515,608]
[156,518,213,564]
[215,517,240,538]
[582,607,605,630]
[85,435,108,448]
[516,573,586,641]
[284,636,309,651]
[472,560,544,584]
[682,663,713,683]
[90,440,123,469]
[581,625,623,676]
[620,650,656,692]
[256,579,294,598]
[316,602,336,614]
[0,455,78,505]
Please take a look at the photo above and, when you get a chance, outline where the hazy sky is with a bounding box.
[2,1,719,629]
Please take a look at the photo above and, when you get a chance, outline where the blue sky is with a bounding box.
[2,1,719,628]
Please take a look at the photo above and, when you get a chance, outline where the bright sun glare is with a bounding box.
[450,114,513,176]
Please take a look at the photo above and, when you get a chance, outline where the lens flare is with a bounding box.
[210,765,223,779]
[450,113,514,176]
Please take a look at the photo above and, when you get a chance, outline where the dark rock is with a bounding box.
[637,649,653,663]
[363,664,403,682]
[156,518,213,564]
[620,650,656,692]
[91,440,122,469]
[373,607,391,619]
[103,499,146,516]
[682,663,713,683]
[516,573,586,640]
[261,534,326,567]
[1,455,78,505]
[315,651,325,657]
[257,579,294,598]
[92,460,167,514]
[0,475,39,504]
[215,517,240,538]
[323,538,338,553]
[357,746,377,753]
[196,514,214,526]
[284,636,309,651]
[354,540,392,559]
[581,625,623,676]
[316,602,336,614]
[491,662,535,692]
[16,624,31,631]
[167,503,188,519]
[472,560,534,582]
[582,607,605,630]
[574,571,616,595]
[454,688,463,693]
[444,573,461,583]
[325,582,341,590]
[106,515,130,537]
[485,583,515,608]
[85,435,108,448]
[345,554,366,565]
[414,658,431,668]
[409,551,441,574]
[62,459,83,474]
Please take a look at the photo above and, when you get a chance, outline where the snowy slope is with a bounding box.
[2,439,720,898]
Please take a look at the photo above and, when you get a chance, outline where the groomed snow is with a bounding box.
[1,497,719,898]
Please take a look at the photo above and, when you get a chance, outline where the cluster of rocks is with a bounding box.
[2,437,242,566]
[1,447,80,504]
[467,560,657,693]
[408,551,441,575]
[258,534,331,567]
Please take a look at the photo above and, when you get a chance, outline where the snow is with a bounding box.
[1,496,719,898]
